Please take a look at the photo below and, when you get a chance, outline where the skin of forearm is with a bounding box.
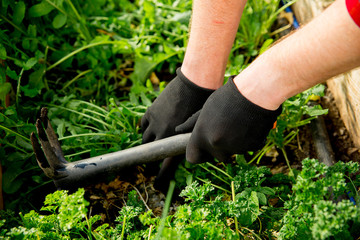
[234,0,360,110]
[182,0,247,90]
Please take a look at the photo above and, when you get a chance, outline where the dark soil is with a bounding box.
[321,87,360,163]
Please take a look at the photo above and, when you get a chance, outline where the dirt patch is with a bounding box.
[321,87,360,163]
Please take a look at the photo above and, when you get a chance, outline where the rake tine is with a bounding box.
[30,132,56,178]
[36,119,68,178]
[40,108,67,164]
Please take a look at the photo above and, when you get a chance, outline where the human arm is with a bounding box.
[141,0,248,188]
[235,0,360,110]
[141,0,248,141]
[182,0,247,89]
[185,0,360,163]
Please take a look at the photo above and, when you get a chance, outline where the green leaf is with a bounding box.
[28,68,45,89]
[308,84,325,97]
[24,57,38,70]
[22,39,30,50]
[305,105,328,117]
[52,13,67,29]
[57,121,65,138]
[0,82,11,103]
[259,186,276,195]
[27,24,37,38]
[28,1,54,17]
[21,84,40,97]
[6,68,18,80]
[259,38,274,55]
[140,92,152,107]
[0,43,7,60]
[16,136,33,151]
[13,1,26,25]
[2,160,25,194]
[143,0,156,23]
[257,192,267,205]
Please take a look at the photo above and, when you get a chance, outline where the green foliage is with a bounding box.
[1,0,180,210]
[279,159,360,240]
[1,0,357,239]
[250,84,328,168]
[2,159,360,239]
[0,188,101,239]
[0,0,303,213]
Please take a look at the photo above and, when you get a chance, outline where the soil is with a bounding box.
[321,87,360,163]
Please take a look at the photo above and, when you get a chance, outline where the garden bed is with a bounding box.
[1,0,360,239]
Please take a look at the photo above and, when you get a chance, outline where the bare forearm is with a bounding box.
[182,0,247,89]
[235,0,360,110]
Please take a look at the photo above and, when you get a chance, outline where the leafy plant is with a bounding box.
[2,1,356,240]
[279,158,360,240]
[0,188,101,239]
[249,84,328,174]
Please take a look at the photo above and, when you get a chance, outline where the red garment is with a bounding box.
[346,0,360,27]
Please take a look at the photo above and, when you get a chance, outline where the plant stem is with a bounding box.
[155,180,175,240]
[0,13,27,35]
[231,181,240,238]
[206,162,233,179]
[196,177,231,193]
[43,46,50,90]
[120,215,126,240]
[65,0,91,41]
[58,133,116,141]
[16,68,24,108]
[281,148,294,177]
[44,0,68,16]
[148,225,153,240]
[47,104,112,129]
[64,149,91,158]
[47,41,127,71]
[61,69,92,91]
[0,124,30,142]
[0,141,28,153]
[199,165,230,185]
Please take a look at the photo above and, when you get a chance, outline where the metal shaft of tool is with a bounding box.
[53,133,191,189]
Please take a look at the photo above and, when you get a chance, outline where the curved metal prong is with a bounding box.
[40,108,67,164]
[31,132,56,178]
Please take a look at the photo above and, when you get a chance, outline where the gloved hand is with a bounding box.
[176,76,282,164]
[141,67,215,191]
[141,67,215,143]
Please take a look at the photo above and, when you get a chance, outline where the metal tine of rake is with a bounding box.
[31,107,68,179]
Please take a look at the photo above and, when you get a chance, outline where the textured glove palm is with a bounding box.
[176,76,282,164]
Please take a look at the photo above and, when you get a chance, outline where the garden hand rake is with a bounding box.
[31,107,190,190]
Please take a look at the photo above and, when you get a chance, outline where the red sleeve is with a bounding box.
[346,0,360,27]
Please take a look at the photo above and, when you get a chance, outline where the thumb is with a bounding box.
[175,110,201,134]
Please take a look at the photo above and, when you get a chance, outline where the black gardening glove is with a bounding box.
[141,68,214,190]
[176,76,282,164]
[141,68,215,142]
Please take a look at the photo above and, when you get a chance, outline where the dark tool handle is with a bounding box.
[53,133,191,189]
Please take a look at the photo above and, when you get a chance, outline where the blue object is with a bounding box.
[281,1,300,29]
[347,191,357,205]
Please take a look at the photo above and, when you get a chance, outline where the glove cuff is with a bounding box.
[176,67,215,97]
[227,75,282,121]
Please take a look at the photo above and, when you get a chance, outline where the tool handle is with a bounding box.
[54,133,191,189]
